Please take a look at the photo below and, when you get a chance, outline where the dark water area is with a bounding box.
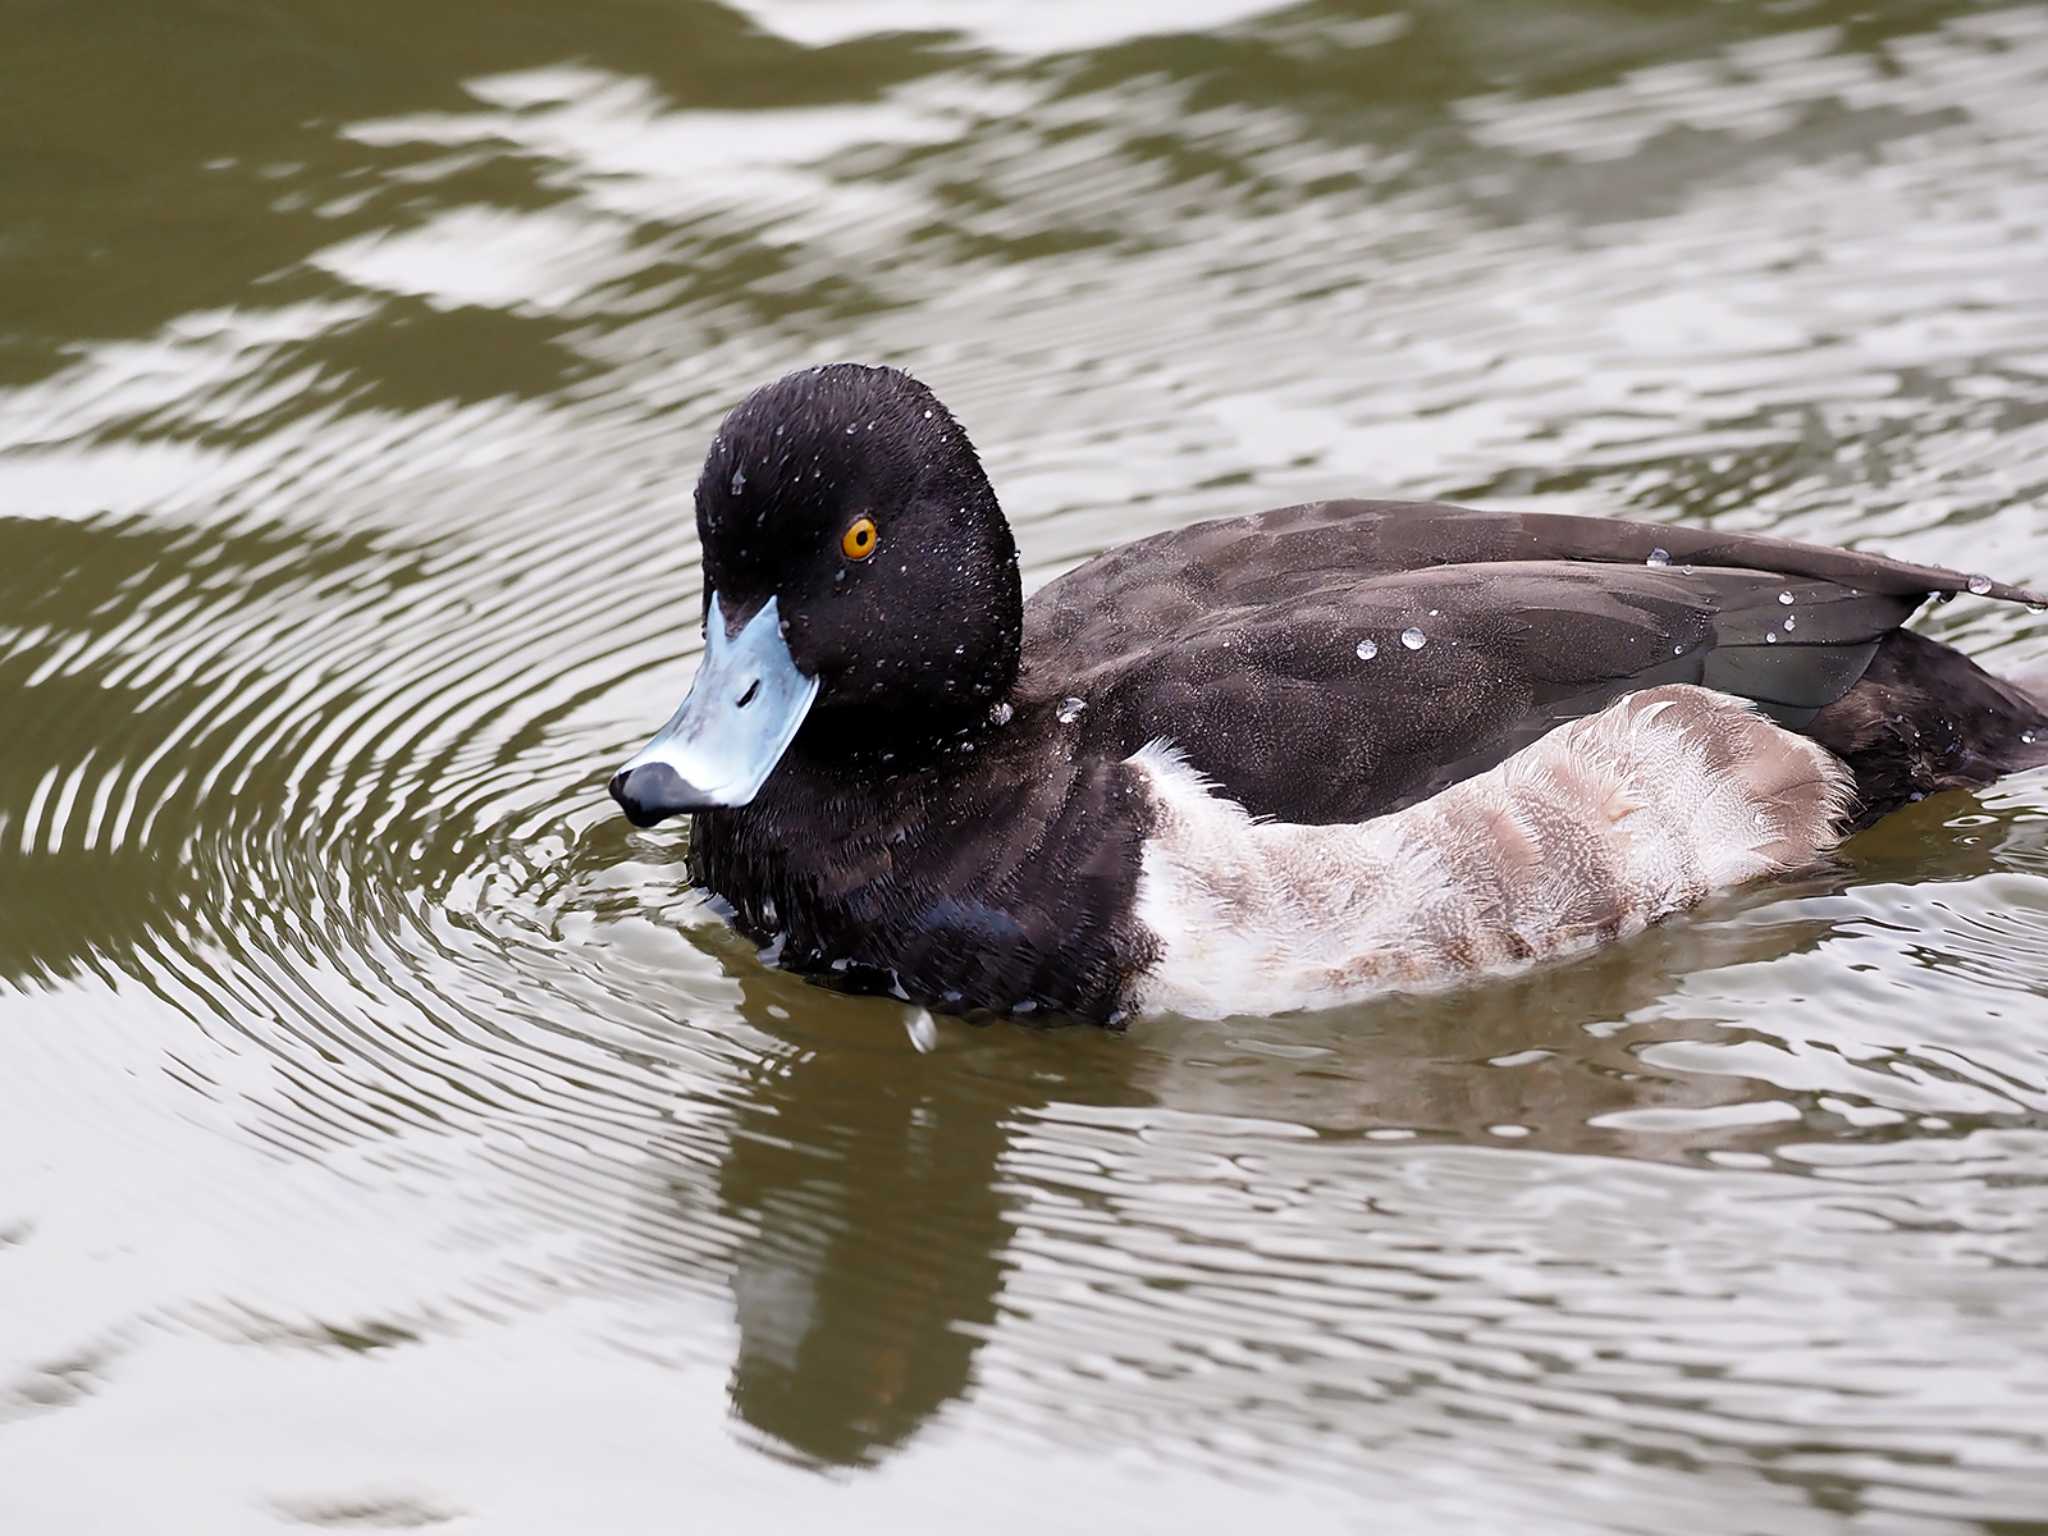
[4,1,2048,1529]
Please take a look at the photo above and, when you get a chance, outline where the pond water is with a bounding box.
[4,1,2048,1530]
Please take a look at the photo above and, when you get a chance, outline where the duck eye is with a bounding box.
[841,516,879,561]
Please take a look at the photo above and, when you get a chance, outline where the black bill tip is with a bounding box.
[609,762,697,828]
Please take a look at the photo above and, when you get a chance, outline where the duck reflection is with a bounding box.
[1125,889,1853,1150]
[714,971,1023,1468]
[692,856,2041,1470]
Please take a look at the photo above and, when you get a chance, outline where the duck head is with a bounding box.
[610,364,1022,828]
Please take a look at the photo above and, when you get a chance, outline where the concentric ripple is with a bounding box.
[3,1,2048,1531]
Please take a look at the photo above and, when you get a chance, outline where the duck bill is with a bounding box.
[609,594,818,827]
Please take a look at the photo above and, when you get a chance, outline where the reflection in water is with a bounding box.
[715,978,1014,1466]
[682,827,2048,1473]
[3,0,2048,1527]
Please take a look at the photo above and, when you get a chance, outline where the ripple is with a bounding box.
[3,0,2048,1528]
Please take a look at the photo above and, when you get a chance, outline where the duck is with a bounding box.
[609,363,2048,1023]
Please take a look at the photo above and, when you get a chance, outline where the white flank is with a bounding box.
[1127,684,1855,1018]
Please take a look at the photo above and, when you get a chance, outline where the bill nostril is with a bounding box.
[736,679,761,709]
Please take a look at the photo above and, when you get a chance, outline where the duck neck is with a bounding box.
[795,641,1020,774]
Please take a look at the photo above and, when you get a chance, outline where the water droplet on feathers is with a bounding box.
[1968,574,1992,595]
[1646,548,1670,567]
[1057,696,1087,723]
[1400,627,1427,650]
[1355,639,1378,660]
[1779,591,1795,605]
[730,467,746,494]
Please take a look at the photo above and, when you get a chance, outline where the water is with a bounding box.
[4,1,2048,1530]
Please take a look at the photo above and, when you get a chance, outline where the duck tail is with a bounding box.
[1809,631,2048,824]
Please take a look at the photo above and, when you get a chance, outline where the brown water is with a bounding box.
[5,2,2048,1530]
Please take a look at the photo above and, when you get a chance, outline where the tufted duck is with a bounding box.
[610,364,2048,1022]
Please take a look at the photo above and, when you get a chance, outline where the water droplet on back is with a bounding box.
[729,466,746,495]
[1355,638,1378,660]
[1646,548,1670,568]
[1765,632,1779,644]
[1400,627,1427,650]
[1784,616,1795,631]
[989,701,1014,726]
[1778,591,1795,605]
[1056,696,1087,724]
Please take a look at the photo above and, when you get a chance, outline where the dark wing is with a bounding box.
[1019,500,2046,824]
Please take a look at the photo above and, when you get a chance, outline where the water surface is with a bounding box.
[4,2,2048,1530]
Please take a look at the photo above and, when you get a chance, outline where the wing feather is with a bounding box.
[1021,500,2036,822]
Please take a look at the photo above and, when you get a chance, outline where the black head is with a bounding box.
[610,365,1022,825]
[700,365,1022,737]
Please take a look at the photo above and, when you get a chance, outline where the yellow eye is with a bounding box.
[841,516,879,561]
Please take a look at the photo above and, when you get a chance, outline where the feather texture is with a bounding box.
[1130,685,1854,1017]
